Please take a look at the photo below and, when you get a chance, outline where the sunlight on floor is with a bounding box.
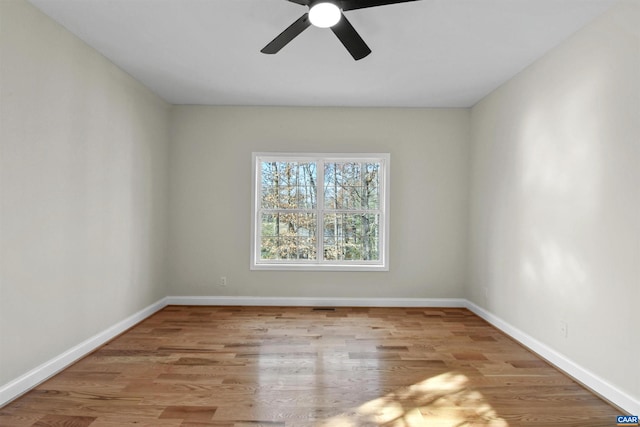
[317,372,508,427]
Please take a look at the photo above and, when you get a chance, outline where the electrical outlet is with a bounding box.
[560,321,568,338]
[220,276,227,287]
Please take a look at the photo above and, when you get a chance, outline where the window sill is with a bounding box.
[250,263,389,272]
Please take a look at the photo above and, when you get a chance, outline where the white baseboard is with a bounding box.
[165,295,467,308]
[465,300,640,415]
[2,296,637,415]
[0,297,169,407]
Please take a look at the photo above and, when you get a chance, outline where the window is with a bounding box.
[251,153,390,271]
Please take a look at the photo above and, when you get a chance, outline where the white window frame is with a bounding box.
[251,152,390,271]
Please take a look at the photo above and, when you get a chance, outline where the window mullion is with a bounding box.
[317,159,324,263]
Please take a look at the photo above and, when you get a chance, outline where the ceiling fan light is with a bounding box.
[309,2,341,28]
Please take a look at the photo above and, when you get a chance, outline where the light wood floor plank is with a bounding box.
[0,306,621,426]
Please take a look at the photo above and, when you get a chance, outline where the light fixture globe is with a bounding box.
[309,2,341,28]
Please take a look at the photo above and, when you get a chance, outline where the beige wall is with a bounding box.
[168,106,470,299]
[468,1,639,404]
[0,0,170,384]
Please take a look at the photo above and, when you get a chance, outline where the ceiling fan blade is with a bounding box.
[286,0,309,5]
[331,13,371,60]
[342,0,420,12]
[261,13,312,54]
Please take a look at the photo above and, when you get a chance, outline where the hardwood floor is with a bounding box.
[0,306,620,426]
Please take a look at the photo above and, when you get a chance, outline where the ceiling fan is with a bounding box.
[261,0,421,60]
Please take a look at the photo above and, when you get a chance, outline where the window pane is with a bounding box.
[261,213,317,260]
[261,161,317,209]
[253,153,388,270]
[324,162,380,210]
[323,214,380,261]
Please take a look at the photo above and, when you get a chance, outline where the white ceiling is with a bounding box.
[28,0,617,107]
